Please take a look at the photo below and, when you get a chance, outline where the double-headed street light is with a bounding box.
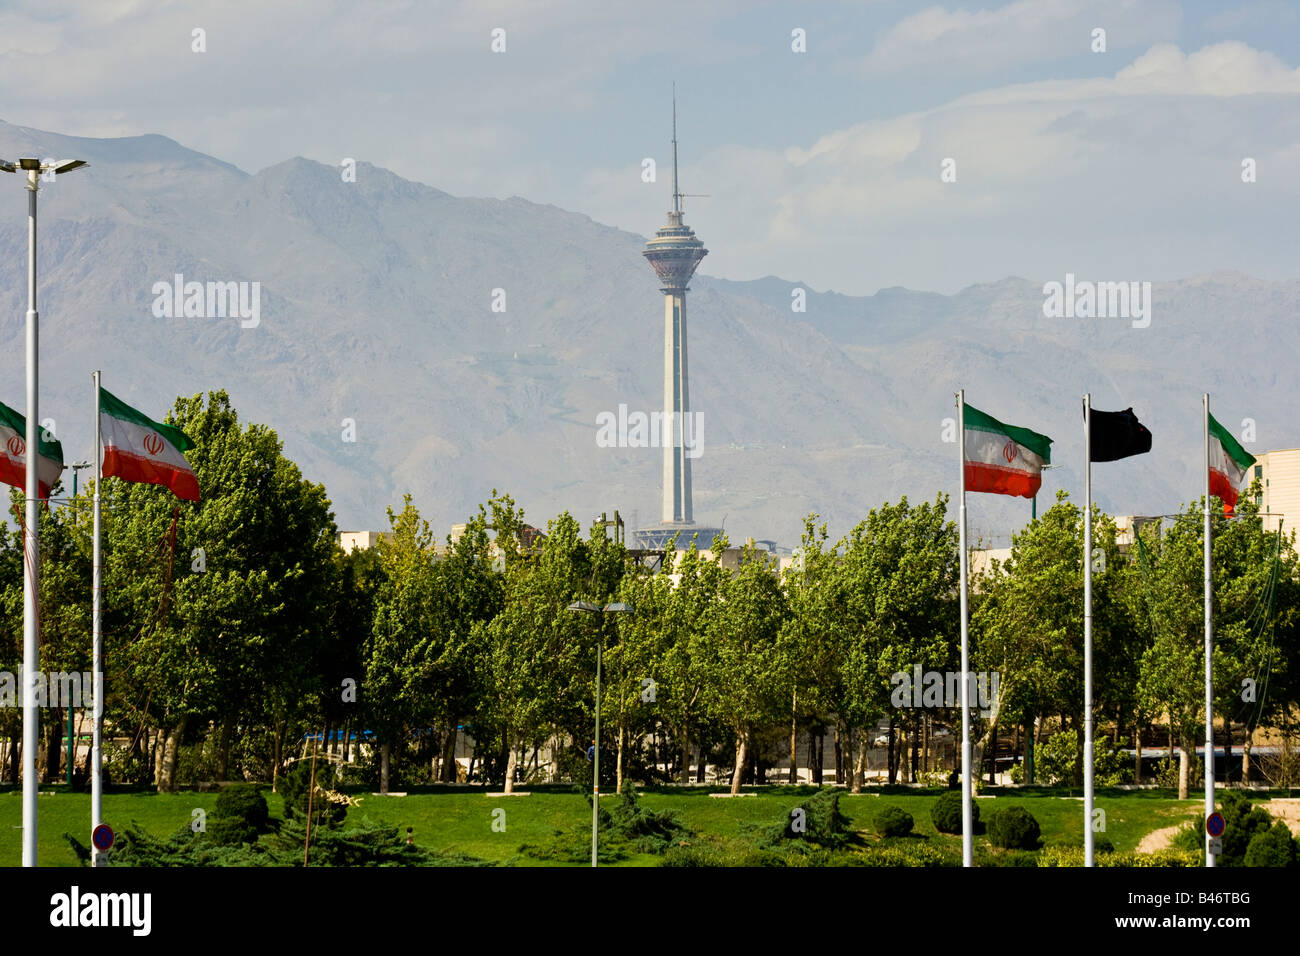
[566,599,633,868]
[2,155,88,867]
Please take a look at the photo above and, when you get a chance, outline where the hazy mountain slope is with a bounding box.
[0,119,1294,547]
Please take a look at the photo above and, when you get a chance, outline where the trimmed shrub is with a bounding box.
[1219,790,1274,866]
[208,784,270,845]
[1243,822,1298,868]
[660,845,729,867]
[768,788,855,848]
[931,790,978,834]
[876,806,914,838]
[280,759,348,830]
[988,806,1041,850]
[1038,847,1200,867]
[859,843,953,867]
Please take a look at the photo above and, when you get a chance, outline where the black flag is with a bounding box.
[1088,407,1152,462]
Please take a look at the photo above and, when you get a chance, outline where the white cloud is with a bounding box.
[862,0,1181,73]
[572,41,1300,295]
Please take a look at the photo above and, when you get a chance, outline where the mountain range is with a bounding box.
[0,118,1295,549]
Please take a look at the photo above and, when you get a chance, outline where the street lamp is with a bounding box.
[2,155,88,867]
[566,599,633,867]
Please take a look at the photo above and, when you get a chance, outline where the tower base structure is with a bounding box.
[632,523,723,552]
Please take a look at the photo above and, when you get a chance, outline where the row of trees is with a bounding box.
[0,392,1297,798]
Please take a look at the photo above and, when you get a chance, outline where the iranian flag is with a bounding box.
[1208,412,1255,516]
[963,403,1053,499]
[100,387,200,502]
[0,399,64,500]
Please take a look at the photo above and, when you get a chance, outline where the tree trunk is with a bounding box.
[680,732,691,785]
[151,729,163,790]
[271,722,286,793]
[852,729,867,793]
[1071,715,1084,788]
[503,734,517,795]
[1222,715,1231,784]
[215,718,232,780]
[988,720,998,785]
[910,719,920,783]
[810,730,823,785]
[1133,716,1142,785]
[616,723,626,793]
[1178,742,1190,801]
[440,725,458,782]
[837,728,847,790]
[730,731,747,795]
[1242,725,1253,785]
[159,718,184,793]
[380,741,392,795]
[46,709,63,784]
[922,715,930,773]
[788,690,798,784]
[1021,718,1033,785]
[887,718,896,785]
[695,744,705,783]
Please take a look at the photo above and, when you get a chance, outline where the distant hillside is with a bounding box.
[1,118,1295,547]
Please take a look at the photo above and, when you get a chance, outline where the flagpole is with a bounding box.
[21,165,41,868]
[91,370,104,867]
[1203,393,1214,868]
[1083,393,1094,867]
[957,389,972,868]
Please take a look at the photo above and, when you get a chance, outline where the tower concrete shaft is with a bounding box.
[662,290,692,523]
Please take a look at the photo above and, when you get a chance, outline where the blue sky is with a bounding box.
[2,0,1298,295]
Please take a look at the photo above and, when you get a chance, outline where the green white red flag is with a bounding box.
[963,403,1053,499]
[0,399,64,500]
[99,387,200,501]
[1208,412,1255,516]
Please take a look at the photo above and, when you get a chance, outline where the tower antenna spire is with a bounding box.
[672,84,680,214]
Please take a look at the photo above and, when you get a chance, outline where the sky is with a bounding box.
[1,0,1298,295]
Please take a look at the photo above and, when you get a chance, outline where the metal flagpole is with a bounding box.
[1203,393,1215,868]
[92,371,104,866]
[957,390,972,868]
[1083,393,1094,867]
[21,164,41,867]
[592,635,601,868]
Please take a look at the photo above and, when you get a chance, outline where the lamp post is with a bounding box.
[1,155,87,866]
[566,599,634,867]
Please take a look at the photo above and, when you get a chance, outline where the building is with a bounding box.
[338,530,391,552]
[1253,448,1300,537]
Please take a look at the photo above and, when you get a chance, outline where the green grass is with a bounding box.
[0,783,1262,867]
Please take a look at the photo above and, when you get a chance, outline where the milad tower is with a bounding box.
[636,95,721,550]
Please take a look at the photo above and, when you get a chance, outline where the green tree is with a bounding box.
[478,510,600,793]
[780,516,846,786]
[842,495,958,785]
[699,541,791,794]
[1135,495,1299,797]
[91,390,336,791]
[974,491,1122,787]
[654,535,727,784]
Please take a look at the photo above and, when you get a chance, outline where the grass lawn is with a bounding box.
[0,783,1252,867]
